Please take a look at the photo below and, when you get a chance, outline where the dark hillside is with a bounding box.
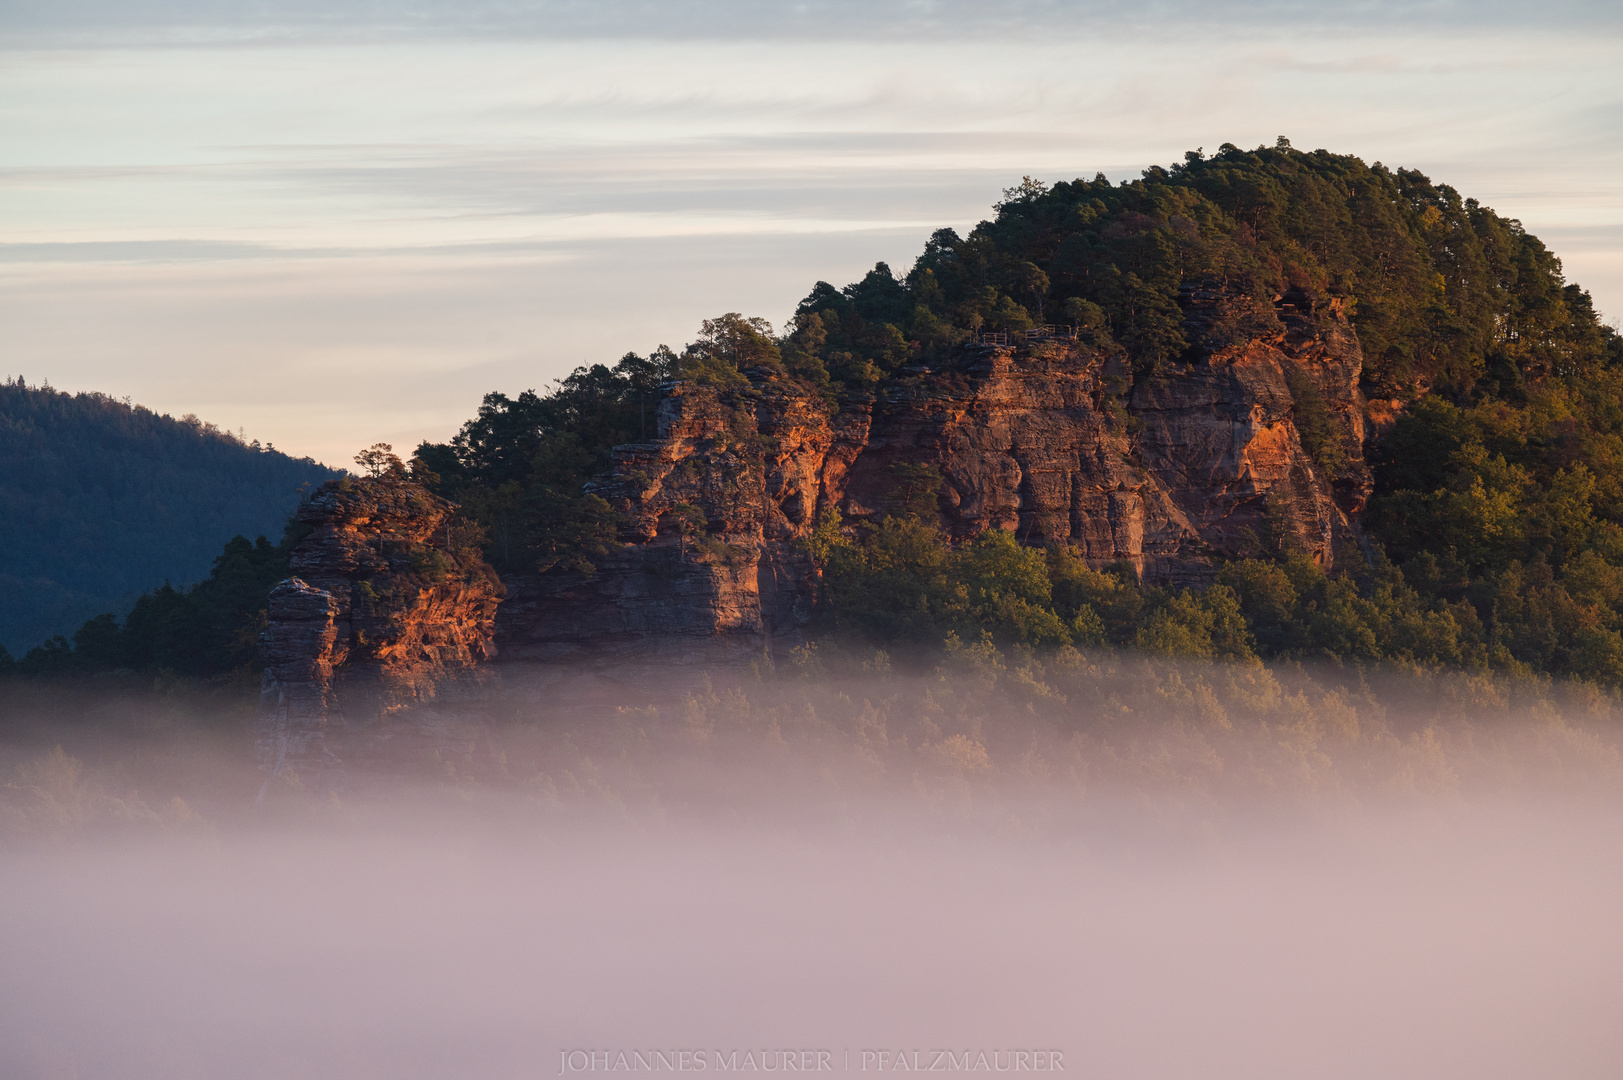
[0,380,338,654]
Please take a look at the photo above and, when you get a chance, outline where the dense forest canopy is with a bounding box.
[0,380,335,658]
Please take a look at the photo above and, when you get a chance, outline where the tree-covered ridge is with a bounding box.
[4,533,297,682]
[778,137,1616,398]
[799,513,1623,684]
[0,445,469,683]
[392,141,1623,689]
[410,349,673,577]
[409,316,803,577]
[0,380,337,655]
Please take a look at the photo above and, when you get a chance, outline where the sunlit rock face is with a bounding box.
[265,287,1371,695]
[257,477,503,787]
[498,284,1371,658]
[1129,286,1373,577]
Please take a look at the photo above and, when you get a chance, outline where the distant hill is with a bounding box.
[0,380,339,654]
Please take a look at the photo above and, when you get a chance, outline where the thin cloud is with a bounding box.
[3,0,1618,45]
[1,27,1619,462]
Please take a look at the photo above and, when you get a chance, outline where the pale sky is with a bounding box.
[2,2,1620,466]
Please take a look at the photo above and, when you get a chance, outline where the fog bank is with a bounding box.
[2,658,1622,1078]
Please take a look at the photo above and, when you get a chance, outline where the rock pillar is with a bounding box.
[256,577,341,794]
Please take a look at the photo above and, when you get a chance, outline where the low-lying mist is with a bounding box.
[3,646,1622,1079]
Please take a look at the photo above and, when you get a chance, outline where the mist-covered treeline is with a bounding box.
[0,379,336,657]
[802,508,1623,687]
[5,640,1621,839]
[5,645,1622,1080]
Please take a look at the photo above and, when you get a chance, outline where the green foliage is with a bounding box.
[424,348,673,493]
[802,507,847,567]
[1350,323,1623,687]
[680,313,781,386]
[780,312,835,388]
[762,143,1617,411]
[415,348,681,575]
[353,442,406,480]
[789,264,919,387]
[530,492,619,575]
[800,505,1623,689]
[1134,584,1255,662]
[1213,552,1475,668]
[665,502,708,557]
[10,532,295,681]
[1368,374,1623,580]
[0,379,336,655]
[1283,367,1348,476]
[812,515,952,643]
[809,513,1269,661]
[883,462,945,520]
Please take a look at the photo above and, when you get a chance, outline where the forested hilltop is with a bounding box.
[12,140,1623,693]
[0,381,336,660]
[411,139,1623,686]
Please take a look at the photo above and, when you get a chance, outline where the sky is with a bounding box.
[2,1,1621,466]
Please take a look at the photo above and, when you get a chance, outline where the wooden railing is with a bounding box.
[976,325,1082,346]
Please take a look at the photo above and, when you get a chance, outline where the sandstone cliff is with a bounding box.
[260,284,1376,740]
[496,285,1372,661]
[257,477,502,787]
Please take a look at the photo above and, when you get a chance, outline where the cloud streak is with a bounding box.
[1,26,1619,462]
[4,0,1619,45]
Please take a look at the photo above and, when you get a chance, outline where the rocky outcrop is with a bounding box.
[257,477,503,787]
[263,285,1376,706]
[255,578,341,789]
[497,284,1372,659]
